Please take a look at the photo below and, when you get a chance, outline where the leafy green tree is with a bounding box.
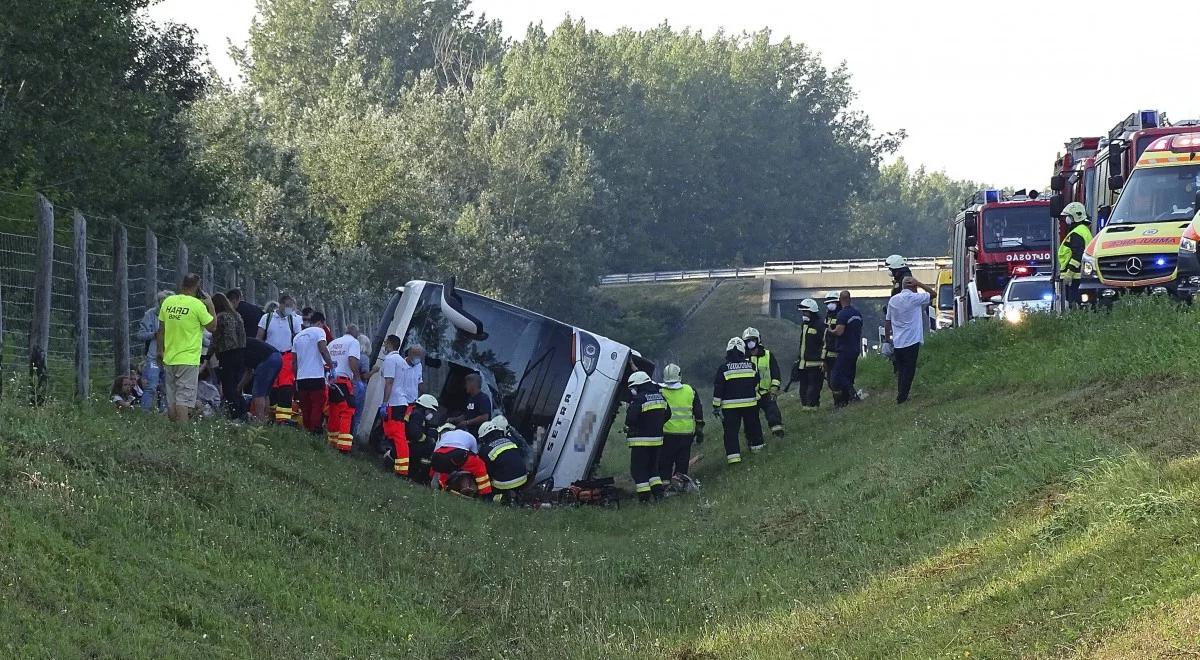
[0,0,214,222]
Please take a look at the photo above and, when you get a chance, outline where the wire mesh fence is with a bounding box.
[0,192,388,403]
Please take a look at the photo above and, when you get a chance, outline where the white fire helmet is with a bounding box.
[1061,201,1088,224]
[416,394,439,410]
[663,363,682,384]
[798,298,819,313]
[627,371,652,387]
[726,337,746,354]
[823,290,840,303]
[478,419,500,437]
[741,327,760,341]
[885,254,907,269]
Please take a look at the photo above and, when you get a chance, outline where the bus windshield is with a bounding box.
[1006,280,1052,302]
[1109,165,1200,224]
[982,206,1054,251]
[403,284,574,445]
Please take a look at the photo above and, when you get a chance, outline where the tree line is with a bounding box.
[1,0,982,324]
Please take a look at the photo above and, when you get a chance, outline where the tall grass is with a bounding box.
[2,298,1199,658]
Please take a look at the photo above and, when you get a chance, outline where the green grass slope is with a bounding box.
[3,298,1200,658]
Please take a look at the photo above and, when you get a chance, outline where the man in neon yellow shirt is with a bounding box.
[156,273,216,423]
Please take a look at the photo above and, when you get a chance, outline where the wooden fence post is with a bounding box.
[74,212,89,399]
[201,255,213,296]
[145,228,158,308]
[29,194,53,405]
[114,224,130,377]
[176,240,188,285]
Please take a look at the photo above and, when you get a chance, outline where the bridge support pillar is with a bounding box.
[761,277,775,317]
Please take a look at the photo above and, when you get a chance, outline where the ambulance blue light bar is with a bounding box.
[1140,110,1159,128]
[984,190,1001,204]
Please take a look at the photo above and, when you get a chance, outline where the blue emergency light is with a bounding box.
[1042,293,1054,301]
[1156,257,1167,267]
[984,189,1001,204]
[1140,110,1159,128]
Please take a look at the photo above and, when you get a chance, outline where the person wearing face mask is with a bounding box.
[713,337,764,464]
[741,327,784,437]
[885,276,935,404]
[257,294,303,424]
[624,371,670,502]
[795,299,826,410]
[822,291,841,394]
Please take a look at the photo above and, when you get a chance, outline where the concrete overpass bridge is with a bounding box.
[599,257,949,318]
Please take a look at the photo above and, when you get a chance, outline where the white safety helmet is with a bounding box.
[1060,201,1088,224]
[823,290,840,304]
[798,298,819,313]
[885,254,907,269]
[478,419,500,437]
[491,414,510,431]
[627,371,652,387]
[415,394,439,410]
[741,327,761,341]
[726,337,746,354]
[663,363,682,384]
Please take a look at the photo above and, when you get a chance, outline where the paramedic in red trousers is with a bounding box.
[713,337,763,463]
[258,294,303,424]
[742,327,784,437]
[657,363,703,489]
[624,371,670,502]
[292,310,333,434]
[325,326,361,452]
[431,424,492,496]
[379,335,416,475]
[884,276,935,404]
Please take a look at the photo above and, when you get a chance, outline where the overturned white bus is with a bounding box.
[357,280,652,492]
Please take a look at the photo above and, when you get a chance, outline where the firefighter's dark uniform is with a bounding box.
[625,382,669,501]
[798,315,825,409]
[823,307,839,395]
[479,430,528,504]
[713,351,763,463]
[406,405,438,485]
[831,305,864,408]
[1058,223,1093,306]
[749,344,784,435]
[658,383,703,483]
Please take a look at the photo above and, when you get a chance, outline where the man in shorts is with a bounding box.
[156,273,216,423]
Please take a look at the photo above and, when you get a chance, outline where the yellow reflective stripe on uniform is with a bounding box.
[720,397,758,409]
[487,441,518,461]
[635,482,651,493]
[712,397,722,408]
[806,327,817,334]
[627,436,664,447]
[725,370,757,379]
[648,476,662,487]
[493,474,528,490]
[641,401,668,411]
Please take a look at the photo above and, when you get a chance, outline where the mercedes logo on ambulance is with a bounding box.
[1142,228,1159,235]
[1125,257,1144,275]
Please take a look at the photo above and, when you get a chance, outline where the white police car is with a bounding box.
[989,274,1054,324]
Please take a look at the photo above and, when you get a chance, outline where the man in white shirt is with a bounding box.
[884,276,935,405]
[292,310,333,433]
[257,294,305,424]
[395,344,425,405]
[326,328,362,453]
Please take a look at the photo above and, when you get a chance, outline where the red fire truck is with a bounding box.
[950,190,1054,325]
[1048,136,1100,216]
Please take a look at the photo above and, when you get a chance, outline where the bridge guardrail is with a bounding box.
[600,257,950,285]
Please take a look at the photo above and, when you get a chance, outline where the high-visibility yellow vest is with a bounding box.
[1058,224,1093,278]
[751,350,778,393]
[662,385,697,435]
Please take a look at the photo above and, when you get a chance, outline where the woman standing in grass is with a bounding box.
[211,293,248,419]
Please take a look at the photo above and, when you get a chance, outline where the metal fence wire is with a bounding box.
[0,192,387,401]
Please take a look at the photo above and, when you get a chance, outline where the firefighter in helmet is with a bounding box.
[713,337,764,463]
[795,298,825,410]
[624,371,669,502]
[885,254,912,298]
[741,327,784,437]
[822,290,840,395]
[1058,202,1093,308]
